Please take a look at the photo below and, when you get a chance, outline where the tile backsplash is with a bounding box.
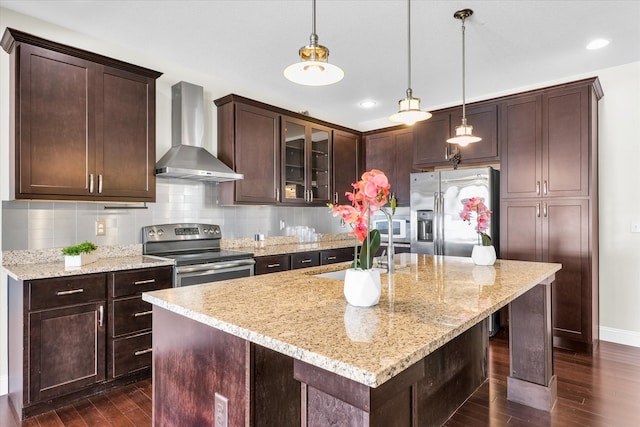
[1,178,352,250]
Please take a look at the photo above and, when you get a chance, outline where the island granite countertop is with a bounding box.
[143,253,561,388]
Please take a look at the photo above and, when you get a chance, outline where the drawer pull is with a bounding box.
[134,348,152,356]
[267,263,280,268]
[133,310,153,318]
[301,259,312,264]
[56,289,84,296]
[327,256,337,260]
[133,279,155,285]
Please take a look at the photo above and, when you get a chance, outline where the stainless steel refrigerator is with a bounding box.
[410,166,499,256]
[410,166,501,335]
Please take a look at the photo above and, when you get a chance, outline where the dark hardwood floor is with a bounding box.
[2,333,639,426]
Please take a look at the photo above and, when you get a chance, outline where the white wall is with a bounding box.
[1,7,639,395]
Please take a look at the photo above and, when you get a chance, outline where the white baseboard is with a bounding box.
[0,373,7,396]
[600,326,640,348]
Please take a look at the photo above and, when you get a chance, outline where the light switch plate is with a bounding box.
[631,220,640,233]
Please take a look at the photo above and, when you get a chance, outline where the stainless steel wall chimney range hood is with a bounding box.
[155,81,243,182]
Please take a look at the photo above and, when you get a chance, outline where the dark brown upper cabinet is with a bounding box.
[217,100,281,205]
[332,129,360,205]
[364,127,413,207]
[500,83,596,199]
[413,103,498,170]
[1,28,162,202]
[215,94,361,206]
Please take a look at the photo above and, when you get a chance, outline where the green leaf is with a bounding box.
[480,232,492,246]
[358,229,381,269]
[61,241,97,256]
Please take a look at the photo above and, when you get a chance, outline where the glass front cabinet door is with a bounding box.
[282,117,331,205]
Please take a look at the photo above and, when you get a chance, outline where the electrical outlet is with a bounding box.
[631,220,640,233]
[214,393,228,427]
[96,220,106,236]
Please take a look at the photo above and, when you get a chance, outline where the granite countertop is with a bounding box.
[143,253,561,388]
[2,250,174,281]
[241,239,358,257]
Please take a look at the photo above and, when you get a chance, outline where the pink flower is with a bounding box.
[459,197,492,245]
[329,169,391,243]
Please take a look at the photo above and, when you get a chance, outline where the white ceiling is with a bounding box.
[1,0,639,131]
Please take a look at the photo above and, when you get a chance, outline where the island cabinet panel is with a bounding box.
[332,129,360,205]
[295,321,487,427]
[1,28,162,202]
[152,307,302,427]
[499,78,601,353]
[364,127,413,206]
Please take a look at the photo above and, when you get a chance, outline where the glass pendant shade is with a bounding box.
[283,0,344,86]
[389,89,432,125]
[447,118,482,146]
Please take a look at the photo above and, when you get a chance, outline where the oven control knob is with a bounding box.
[213,228,220,235]
[157,229,164,236]
[148,230,155,237]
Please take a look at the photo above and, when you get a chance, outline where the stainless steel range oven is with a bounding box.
[142,223,255,287]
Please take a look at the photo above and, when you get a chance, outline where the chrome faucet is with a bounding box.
[380,208,395,274]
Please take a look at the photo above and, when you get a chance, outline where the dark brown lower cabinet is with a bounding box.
[8,265,172,419]
[28,302,106,403]
[501,198,597,351]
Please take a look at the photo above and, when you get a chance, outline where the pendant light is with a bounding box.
[283,0,344,86]
[389,0,431,125]
[447,9,481,146]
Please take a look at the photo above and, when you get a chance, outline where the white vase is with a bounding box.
[471,245,496,266]
[343,268,381,307]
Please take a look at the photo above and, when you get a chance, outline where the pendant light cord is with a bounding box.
[461,15,467,121]
[407,0,412,95]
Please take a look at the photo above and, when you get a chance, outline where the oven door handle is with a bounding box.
[176,259,256,275]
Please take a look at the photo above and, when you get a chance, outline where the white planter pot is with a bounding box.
[64,252,97,268]
[471,245,496,266]
[343,268,381,307]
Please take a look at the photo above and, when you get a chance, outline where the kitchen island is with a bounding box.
[143,254,561,426]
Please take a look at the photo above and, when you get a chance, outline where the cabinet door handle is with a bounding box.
[98,305,104,327]
[267,263,280,268]
[536,181,540,195]
[444,145,449,160]
[543,180,548,195]
[310,191,313,203]
[275,187,280,201]
[334,192,338,204]
[543,202,548,218]
[536,203,541,218]
[133,310,153,317]
[134,279,155,285]
[98,174,103,193]
[56,288,84,296]
[134,348,152,356]
[89,174,94,193]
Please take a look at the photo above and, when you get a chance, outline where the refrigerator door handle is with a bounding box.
[439,192,445,255]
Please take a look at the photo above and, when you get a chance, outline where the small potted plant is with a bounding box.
[62,241,98,268]
[459,197,496,265]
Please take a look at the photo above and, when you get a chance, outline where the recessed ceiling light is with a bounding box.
[586,38,610,50]
[359,100,377,109]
